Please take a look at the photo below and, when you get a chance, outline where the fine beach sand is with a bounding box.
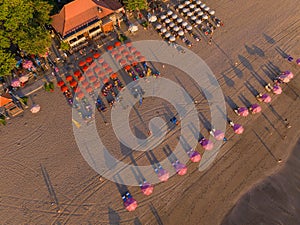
[0,0,300,224]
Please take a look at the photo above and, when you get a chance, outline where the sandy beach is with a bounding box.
[1,0,300,224]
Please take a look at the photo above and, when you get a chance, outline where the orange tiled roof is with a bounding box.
[52,0,122,37]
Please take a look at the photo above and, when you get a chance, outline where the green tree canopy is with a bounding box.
[0,0,52,76]
[123,0,148,11]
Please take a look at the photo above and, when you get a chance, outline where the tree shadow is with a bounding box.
[225,96,238,110]
[178,135,192,153]
[274,46,288,59]
[244,81,260,97]
[268,104,285,125]
[238,94,251,107]
[216,104,230,122]
[251,71,268,87]
[238,55,253,71]
[221,72,235,88]
[162,144,178,163]
[245,44,256,55]
[149,202,164,225]
[113,174,129,196]
[253,45,265,57]
[108,207,121,225]
[188,123,201,140]
[262,33,276,44]
[133,217,143,225]
[198,111,212,131]
[231,65,243,79]
[129,153,145,185]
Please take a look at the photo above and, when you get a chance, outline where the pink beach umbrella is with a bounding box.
[188,150,201,162]
[200,138,214,150]
[249,103,262,114]
[283,71,294,79]
[233,124,244,134]
[140,182,154,196]
[261,94,271,103]
[157,168,169,182]
[174,162,188,175]
[11,78,21,87]
[278,74,290,83]
[124,198,138,212]
[296,58,300,65]
[213,130,225,140]
[237,107,249,117]
[272,85,282,95]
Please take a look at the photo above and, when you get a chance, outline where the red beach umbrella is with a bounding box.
[249,103,262,114]
[70,80,78,87]
[111,50,118,56]
[79,61,85,67]
[124,65,131,71]
[157,168,169,182]
[283,71,294,79]
[107,45,114,51]
[130,47,137,53]
[122,51,130,56]
[78,75,85,81]
[134,51,141,57]
[98,58,104,64]
[115,54,122,61]
[74,87,81,93]
[77,92,85,99]
[132,61,138,66]
[127,55,134,61]
[81,81,89,88]
[94,81,101,88]
[237,107,249,117]
[93,52,100,59]
[138,56,146,62]
[118,46,125,51]
[140,182,154,196]
[114,41,121,47]
[174,162,187,175]
[89,76,97,83]
[86,57,93,63]
[66,75,73,81]
[102,63,109,69]
[120,59,127,66]
[106,67,113,74]
[86,70,94,77]
[86,86,93,93]
[188,150,201,163]
[110,73,118,79]
[74,70,81,77]
[278,74,290,83]
[199,138,214,150]
[94,67,101,74]
[60,85,68,92]
[83,65,89,71]
[98,71,105,78]
[57,80,65,87]
[124,198,138,212]
[103,77,110,84]
[126,42,132,47]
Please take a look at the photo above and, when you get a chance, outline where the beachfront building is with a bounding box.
[51,0,124,48]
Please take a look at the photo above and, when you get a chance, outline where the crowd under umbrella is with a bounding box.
[197,11,204,17]
[160,14,167,20]
[178,4,184,10]
[211,129,225,141]
[182,8,189,14]
[173,161,188,175]
[172,14,178,20]
[107,45,114,51]
[202,14,209,20]
[82,65,89,72]
[74,70,81,77]
[156,23,162,29]
[200,3,206,8]
[148,15,157,23]
[204,6,210,11]
[186,25,193,31]
[70,80,78,88]
[273,85,282,95]
[187,12,193,17]
[196,19,202,24]
[185,0,191,5]
[167,10,173,16]
[61,85,68,92]
[66,75,73,82]
[86,57,93,64]
[199,138,214,150]
[249,103,262,114]
[209,10,216,15]
[140,182,154,196]
[230,122,244,134]
[165,18,171,24]
[189,4,195,9]
[187,149,201,162]
[236,107,249,117]
[165,32,171,38]
[196,0,201,5]
[114,41,121,47]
